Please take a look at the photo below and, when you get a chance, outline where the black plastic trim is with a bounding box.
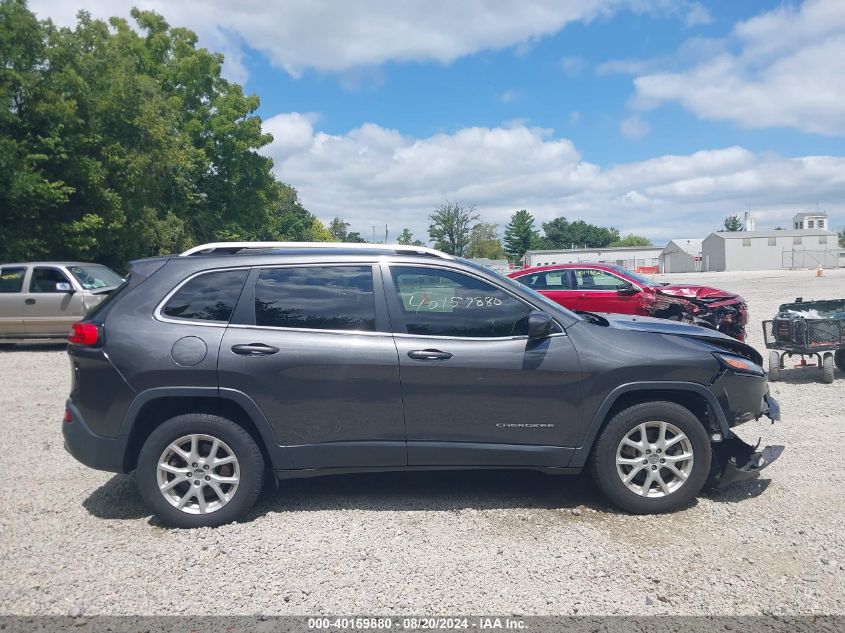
[568,381,732,469]
[62,400,127,472]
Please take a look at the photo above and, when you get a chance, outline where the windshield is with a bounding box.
[606,264,657,287]
[67,265,124,290]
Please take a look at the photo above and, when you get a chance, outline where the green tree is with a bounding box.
[839,227,845,248]
[503,210,538,262]
[428,201,478,256]
[397,228,414,244]
[397,228,425,246]
[328,217,350,241]
[0,1,322,266]
[723,215,743,231]
[466,222,504,259]
[541,217,620,249]
[610,234,652,247]
[345,231,367,243]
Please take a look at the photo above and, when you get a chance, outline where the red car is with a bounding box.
[508,263,749,341]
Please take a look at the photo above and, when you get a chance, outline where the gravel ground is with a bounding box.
[0,268,843,616]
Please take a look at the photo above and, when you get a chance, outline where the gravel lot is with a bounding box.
[0,268,843,616]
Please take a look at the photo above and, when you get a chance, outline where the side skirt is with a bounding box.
[274,465,581,481]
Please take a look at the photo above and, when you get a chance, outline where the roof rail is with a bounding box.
[179,241,454,260]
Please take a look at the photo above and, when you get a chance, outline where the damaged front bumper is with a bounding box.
[709,395,783,488]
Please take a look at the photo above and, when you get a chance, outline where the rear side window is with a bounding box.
[162,270,249,322]
[0,267,26,293]
[254,266,375,331]
[515,270,571,290]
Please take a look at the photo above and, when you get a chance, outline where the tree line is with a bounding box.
[0,1,331,269]
[421,202,651,262]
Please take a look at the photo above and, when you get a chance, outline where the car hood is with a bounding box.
[599,313,762,364]
[655,283,743,303]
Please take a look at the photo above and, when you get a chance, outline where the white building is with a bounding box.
[701,229,838,271]
[793,211,828,230]
[660,239,702,274]
[523,245,664,271]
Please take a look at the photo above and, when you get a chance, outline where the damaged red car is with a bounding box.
[508,263,749,341]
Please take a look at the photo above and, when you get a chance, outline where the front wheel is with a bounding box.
[136,414,265,528]
[590,401,711,514]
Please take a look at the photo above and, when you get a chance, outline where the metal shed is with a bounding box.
[523,246,664,271]
[660,239,702,274]
[701,229,839,271]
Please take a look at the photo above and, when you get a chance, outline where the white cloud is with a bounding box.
[30,0,718,79]
[559,56,586,77]
[499,90,521,104]
[265,116,845,242]
[620,115,651,140]
[630,0,845,136]
[683,3,712,27]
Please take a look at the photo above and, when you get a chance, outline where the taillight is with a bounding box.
[69,322,99,346]
[63,409,73,423]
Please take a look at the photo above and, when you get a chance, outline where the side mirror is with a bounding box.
[55,282,74,293]
[617,282,638,295]
[528,310,556,339]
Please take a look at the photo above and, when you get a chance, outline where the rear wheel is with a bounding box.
[821,353,834,384]
[768,351,781,382]
[834,350,845,373]
[590,401,710,514]
[136,414,264,528]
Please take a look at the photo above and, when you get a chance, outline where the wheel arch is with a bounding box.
[569,382,728,469]
[120,388,288,472]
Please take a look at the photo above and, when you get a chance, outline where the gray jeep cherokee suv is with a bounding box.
[63,242,781,528]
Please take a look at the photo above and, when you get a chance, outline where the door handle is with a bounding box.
[407,349,453,361]
[25,299,36,305]
[231,343,279,356]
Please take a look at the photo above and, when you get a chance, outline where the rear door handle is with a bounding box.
[231,343,279,356]
[25,299,36,305]
[407,349,453,361]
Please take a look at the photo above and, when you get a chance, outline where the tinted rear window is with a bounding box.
[254,266,375,331]
[162,270,249,322]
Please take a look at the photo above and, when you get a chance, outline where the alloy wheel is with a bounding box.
[615,421,694,498]
[156,434,240,514]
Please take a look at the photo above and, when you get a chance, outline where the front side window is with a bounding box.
[573,269,626,290]
[162,269,249,322]
[390,266,531,338]
[254,266,375,331]
[29,267,71,293]
[515,270,571,290]
[0,267,26,293]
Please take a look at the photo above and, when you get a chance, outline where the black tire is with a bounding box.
[834,350,845,373]
[590,401,711,514]
[768,351,781,382]
[136,414,265,528]
[821,354,834,384]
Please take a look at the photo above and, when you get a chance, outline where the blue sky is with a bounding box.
[30,0,845,243]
